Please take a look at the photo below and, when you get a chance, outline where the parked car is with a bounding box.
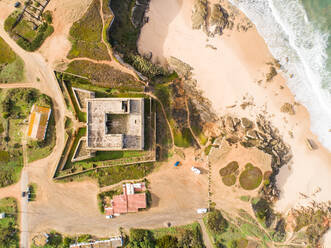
[191,167,201,175]
[22,191,26,197]
[197,208,208,214]
[14,2,21,8]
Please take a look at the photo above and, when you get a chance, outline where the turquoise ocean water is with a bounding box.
[229,0,331,151]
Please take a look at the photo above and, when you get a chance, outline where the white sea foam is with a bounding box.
[229,0,331,151]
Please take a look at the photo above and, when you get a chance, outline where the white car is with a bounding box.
[197,208,208,214]
[191,167,201,175]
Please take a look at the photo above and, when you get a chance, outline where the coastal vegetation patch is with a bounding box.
[65,60,141,90]
[4,9,54,52]
[222,174,236,186]
[239,163,262,190]
[0,197,19,247]
[219,161,239,177]
[129,222,204,248]
[67,0,110,60]
[0,36,24,83]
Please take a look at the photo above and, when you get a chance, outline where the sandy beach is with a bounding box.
[138,0,331,216]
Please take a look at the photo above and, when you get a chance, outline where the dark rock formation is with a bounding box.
[131,0,150,28]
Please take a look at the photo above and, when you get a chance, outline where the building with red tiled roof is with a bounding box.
[27,105,51,140]
[105,183,147,217]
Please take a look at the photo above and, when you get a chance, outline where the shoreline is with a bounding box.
[138,0,331,213]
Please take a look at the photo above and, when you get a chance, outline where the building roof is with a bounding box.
[86,98,144,151]
[27,105,51,140]
[107,183,147,215]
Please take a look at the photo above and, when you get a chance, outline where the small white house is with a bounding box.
[0,213,5,219]
[191,167,201,175]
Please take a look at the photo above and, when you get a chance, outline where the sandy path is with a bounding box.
[138,0,331,214]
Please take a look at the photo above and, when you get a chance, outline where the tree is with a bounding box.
[205,210,228,234]
[129,229,155,248]
[156,235,178,248]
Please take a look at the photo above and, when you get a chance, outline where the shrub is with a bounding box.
[156,235,178,248]
[178,226,204,248]
[239,165,262,190]
[43,10,53,24]
[205,209,228,235]
[129,228,155,248]
[222,174,236,186]
[126,54,166,79]
[219,161,239,177]
[252,198,272,226]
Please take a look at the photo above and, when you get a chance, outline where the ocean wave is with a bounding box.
[229,0,331,151]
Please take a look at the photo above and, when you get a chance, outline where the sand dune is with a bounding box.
[138,0,331,216]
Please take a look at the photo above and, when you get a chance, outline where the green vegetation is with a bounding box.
[93,163,154,187]
[67,0,110,60]
[0,88,52,187]
[239,195,251,202]
[5,11,54,51]
[204,209,250,247]
[219,161,239,177]
[97,188,121,213]
[28,183,37,201]
[66,60,141,89]
[222,174,236,186]
[0,197,19,247]
[31,231,94,248]
[204,145,212,155]
[173,127,194,148]
[0,36,24,83]
[128,222,204,248]
[239,164,262,190]
[205,210,228,235]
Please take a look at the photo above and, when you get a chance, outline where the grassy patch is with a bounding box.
[204,145,213,156]
[239,195,251,202]
[0,36,24,83]
[67,0,110,60]
[203,209,248,247]
[219,161,239,177]
[63,128,87,170]
[222,174,236,186]
[5,11,54,51]
[93,163,154,187]
[173,127,194,148]
[239,164,262,190]
[0,197,19,247]
[65,60,141,89]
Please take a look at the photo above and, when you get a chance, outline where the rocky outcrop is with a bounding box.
[218,114,292,202]
[131,0,150,28]
[209,4,230,35]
